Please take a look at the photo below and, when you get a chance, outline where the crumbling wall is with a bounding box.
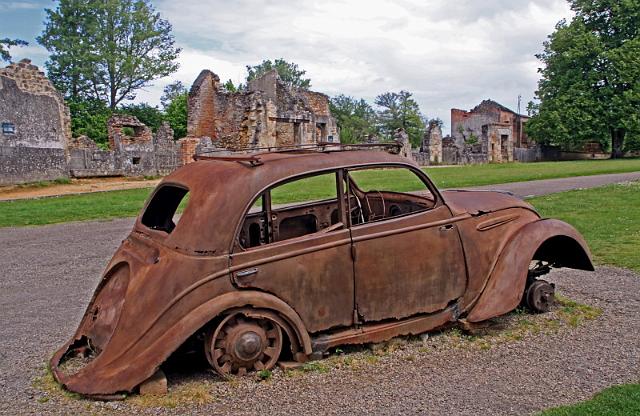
[422,122,443,164]
[184,69,340,159]
[394,128,412,159]
[69,117,179,178]
[0,59,71,184]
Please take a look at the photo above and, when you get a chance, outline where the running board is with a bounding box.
[311,305,458,353]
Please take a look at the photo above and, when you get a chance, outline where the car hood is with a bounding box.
[441,189,538,216]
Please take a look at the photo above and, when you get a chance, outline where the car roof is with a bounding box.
[135,150,420,255]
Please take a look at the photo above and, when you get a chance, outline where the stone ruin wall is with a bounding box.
[183,69,341,163]
[0,59,72,185]
[69,115,179,178]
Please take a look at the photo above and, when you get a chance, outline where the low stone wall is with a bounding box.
[513,147,541,163]
[68,145,180,178]
[0,146,68,185]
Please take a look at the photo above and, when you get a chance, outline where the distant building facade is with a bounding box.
[450,99,531,163]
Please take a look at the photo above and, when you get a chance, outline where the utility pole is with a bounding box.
[516,95,522,147]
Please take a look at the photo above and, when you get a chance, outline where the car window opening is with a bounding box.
[141,185,189,234]
[238,172,342,249]
[347,167,436,226]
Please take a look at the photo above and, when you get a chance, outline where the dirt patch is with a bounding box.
[0,177,160,201]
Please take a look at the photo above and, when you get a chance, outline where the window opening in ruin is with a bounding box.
[132,157,141,165]
[346,166,436,225]
[2,122,16,135]
[327,135,334,143]
[141,185,189,234]
[237,172,342,250]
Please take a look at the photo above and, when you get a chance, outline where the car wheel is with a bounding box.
[524,280,555,313]
[204,310,283,376]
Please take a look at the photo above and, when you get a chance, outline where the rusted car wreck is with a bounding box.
[51,144,594,397]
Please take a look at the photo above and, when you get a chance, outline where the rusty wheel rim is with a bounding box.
[205,312,282,376]
[526,280,555,313]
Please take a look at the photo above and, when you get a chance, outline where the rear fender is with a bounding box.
[466,219,593,322]
[51,290,312,396]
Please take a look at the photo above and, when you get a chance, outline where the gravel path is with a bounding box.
[0,175,639,415]
[465,171,640,198]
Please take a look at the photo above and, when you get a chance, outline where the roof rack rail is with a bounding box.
[192,141,403,166]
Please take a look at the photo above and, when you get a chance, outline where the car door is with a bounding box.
[229,170,355,333]
[347,165,467,322]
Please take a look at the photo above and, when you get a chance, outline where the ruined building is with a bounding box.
[450,100,531,163]
[0,59,72,185]
[68,115,179,178]
[0,60,344,185]
[0,60,181,185]
[186,69,339,153]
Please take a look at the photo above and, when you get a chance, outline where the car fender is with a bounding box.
[465,219,594,323]
[51,290,312,396]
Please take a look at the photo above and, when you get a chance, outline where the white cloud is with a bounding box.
[0,1,41,11]
[143,0,571,133]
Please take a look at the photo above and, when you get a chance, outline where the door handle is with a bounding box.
[440,224,454,231]
[236,268,258,277]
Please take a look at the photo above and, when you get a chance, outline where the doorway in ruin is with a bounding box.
[501,135,509,162]
[316,123,327,143]
[294,122,303,145]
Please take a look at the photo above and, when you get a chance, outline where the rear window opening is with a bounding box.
[141,185,189,234]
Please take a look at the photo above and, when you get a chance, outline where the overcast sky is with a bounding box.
[1,0,572,134]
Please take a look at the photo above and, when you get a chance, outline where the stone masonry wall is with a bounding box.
[0,59,71,184]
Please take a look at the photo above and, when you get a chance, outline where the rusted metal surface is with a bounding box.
[51,149,594,397]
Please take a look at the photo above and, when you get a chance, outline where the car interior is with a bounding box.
[237,168,437,250]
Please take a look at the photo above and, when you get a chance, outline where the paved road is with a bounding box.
[0,172,639,415]
[464,171,640,198]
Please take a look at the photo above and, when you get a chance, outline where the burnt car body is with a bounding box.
[51,147,594,397]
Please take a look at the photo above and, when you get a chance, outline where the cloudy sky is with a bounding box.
[0,0,572,133]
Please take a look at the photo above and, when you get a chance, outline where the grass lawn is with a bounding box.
[530,181,640,273]
[1,158,639,228]
[538,384,640,416]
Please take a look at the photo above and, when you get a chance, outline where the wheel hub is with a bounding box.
[233,331,263,361]
[205,311,283,376]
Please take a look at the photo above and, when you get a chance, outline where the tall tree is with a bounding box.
[160,80,186,109]
[38,0,181,109]
[164,91,187,139]
[375,90,425,147]
[246,58,311,89]
[526,0,640,158]
[0,38,28,63]
[118,103,164,132]
[329,94,377,143]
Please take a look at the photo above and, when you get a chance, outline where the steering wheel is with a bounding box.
[350,195,365,224]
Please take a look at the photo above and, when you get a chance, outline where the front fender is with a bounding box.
[465,219,593,322]
[51,290,312,396]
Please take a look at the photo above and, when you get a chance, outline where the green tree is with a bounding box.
[223,79,243,93]
[375,90,425,147]
[164,92,187,139]
[329,94,377,143]
[118,103,164,132]
[67,98,112,146]
[0,38,28,63]
[160,80,186,108]
[38,0,181,109]
[526,0,640,158]
[246,58,311,89]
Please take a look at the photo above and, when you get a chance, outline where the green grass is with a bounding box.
[0,188,154,227]
[529,181,640,272]
[538,384,640,416]
[1,159,639,228]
